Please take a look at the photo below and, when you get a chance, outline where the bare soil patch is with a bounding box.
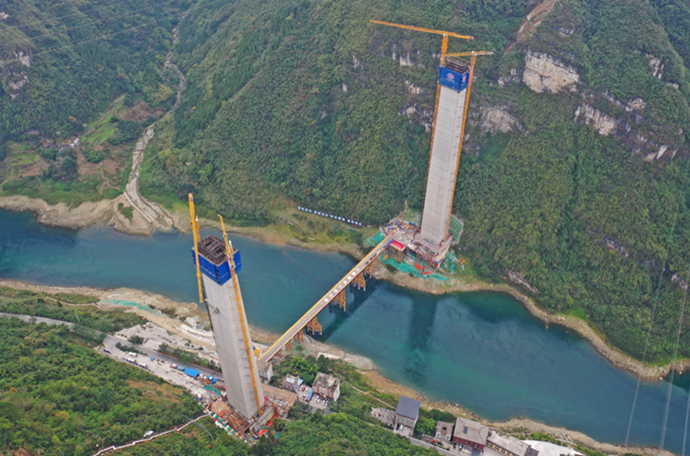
[119,100,165,123]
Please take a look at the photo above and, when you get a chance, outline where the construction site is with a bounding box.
[186,20,490,438]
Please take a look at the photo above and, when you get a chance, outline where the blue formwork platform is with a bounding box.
[438,57,470,92]
[191,248,242,285]
[438,66,469,92]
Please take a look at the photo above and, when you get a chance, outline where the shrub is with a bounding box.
[40,148,57,161]
[85,148,105,163]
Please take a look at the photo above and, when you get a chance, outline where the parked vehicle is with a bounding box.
[171,363,178,369]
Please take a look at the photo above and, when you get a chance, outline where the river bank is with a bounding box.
[0,278,670,456]
[0,195,685,383]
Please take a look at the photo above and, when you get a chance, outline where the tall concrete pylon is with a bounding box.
[419,58,471,246]
[194,235,263,419]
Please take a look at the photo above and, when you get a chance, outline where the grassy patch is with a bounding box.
[0,286,144,332]
[118,202,134,220]
[128,380,184,404]
[567,307,588,320]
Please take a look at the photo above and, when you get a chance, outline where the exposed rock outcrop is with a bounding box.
[480,107,519,134]
[645,53,664,79]
[498,68,522,87]
[672,273,688,291]
[574,105,618,136]
[505,270,540,294]
[404,79,423,95]
[523,51,579,93]
[604,236,630,257]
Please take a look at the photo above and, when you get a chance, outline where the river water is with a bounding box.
[1,209,688,454]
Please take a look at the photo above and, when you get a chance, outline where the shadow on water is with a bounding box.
[404,297,438,387]
[317,279,380,342]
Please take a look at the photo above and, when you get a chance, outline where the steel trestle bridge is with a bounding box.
[258,231,397,363]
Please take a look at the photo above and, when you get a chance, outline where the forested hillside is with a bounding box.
[2,0,689,362]
[137,0,690,361]
[0,0,186,146]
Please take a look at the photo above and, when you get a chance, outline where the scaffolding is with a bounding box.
[306,316,323,336]
[352,272,366,291]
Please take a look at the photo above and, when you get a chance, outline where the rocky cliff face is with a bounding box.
[574,105,618,136]
[480,107,519,134]
[523,51,579,93]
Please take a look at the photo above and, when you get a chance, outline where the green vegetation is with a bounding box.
[123,413,437,456]
[110,120,144,146]
[157,343,221,372]
[117,342,143,355]
[117,416,248,455]
[85,148,106,164]
[0,0,184,145]
[1,0,689,364]
[138,0,690,363]
[0,286,144,333]
[118,202,135,221]
[128,335,145,345]
[0,318,199,455]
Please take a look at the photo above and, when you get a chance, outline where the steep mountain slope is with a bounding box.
[0,0,188,148]
[139,0,690,361]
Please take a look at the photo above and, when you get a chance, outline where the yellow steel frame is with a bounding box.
[306,316,323,336]
[188,194,204,305]
[219,215,263,415]
[258,231,396,363]
[364,259,376,278]
[353,273,366,291]
[369,20,473,41]
[334,289,346,311]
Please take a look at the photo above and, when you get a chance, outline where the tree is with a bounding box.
[415,417,436,436]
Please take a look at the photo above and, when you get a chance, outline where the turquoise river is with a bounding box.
[0,209,688,454]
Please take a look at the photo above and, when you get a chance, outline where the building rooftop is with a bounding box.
[436,420,454,437]
[488,430,534,456]
[198,235,227,265]
[454,417,488,445]
[395,395,421,421]
[313,372,339,390]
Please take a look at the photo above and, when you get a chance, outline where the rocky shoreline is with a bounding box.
[0,194,685,382]
[0,278,669,456]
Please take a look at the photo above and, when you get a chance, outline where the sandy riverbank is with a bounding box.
[0,194,686,382]
[0,278,669,456]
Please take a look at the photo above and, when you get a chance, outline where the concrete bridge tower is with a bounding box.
[193,234,264,419]
[419,57,471,247]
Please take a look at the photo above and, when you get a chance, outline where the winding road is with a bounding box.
[124,22,186,231]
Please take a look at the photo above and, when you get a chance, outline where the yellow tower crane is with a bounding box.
[188,193,204,305]
[369,20,474,64]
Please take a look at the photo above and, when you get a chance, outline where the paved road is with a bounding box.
[258,231,397,363]
[0,312,76,327]
[409,437,460,456]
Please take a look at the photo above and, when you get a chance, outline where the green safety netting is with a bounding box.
[366,231,385,247]
[368,230,466,280]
